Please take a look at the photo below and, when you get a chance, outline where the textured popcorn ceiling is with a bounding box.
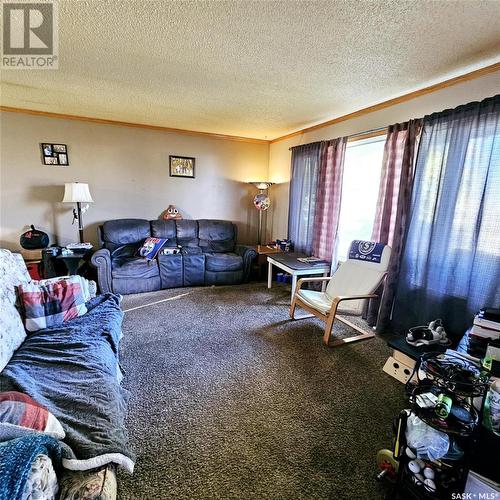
[1,0,500,140]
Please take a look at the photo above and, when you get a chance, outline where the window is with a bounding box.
[336,136,385,261]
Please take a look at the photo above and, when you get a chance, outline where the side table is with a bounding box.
[253,245,282,280]
[56,250,93,276]
[267,252,330,302]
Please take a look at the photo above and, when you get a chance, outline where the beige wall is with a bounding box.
[2,71,499,251]
[0,112,269,250]
[268,71,500,240]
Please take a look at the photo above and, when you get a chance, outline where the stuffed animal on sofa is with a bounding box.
[162,205,182,220]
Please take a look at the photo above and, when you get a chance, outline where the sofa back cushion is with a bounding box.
[176,220,199,248]
[198,220,236,253]
[0,250,29,373]
[101,219,151,252]
[150,220,177,244]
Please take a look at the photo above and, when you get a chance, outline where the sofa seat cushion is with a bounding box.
[181,246,202,255]
[205,253,243,272]
[111,257,159,279]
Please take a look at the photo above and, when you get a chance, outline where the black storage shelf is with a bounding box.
[417,352,490,398]
[384,351,490,500]
[408,385,479,438]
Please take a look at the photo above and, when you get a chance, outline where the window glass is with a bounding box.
[336,136,385,261]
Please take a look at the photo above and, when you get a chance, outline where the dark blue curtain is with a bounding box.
[392,94,500,339]
[288,142,321,254]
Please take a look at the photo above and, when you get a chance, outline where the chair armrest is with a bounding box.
[234,244,257,259]
[331,293,378,306]
[90,248,113,293]
[234,245,257,282]
[333,294,378,301]
[296,276,331,292]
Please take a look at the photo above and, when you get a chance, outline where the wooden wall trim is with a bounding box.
[0,106,270,145]
[270,62,500,144]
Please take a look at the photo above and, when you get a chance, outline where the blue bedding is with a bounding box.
[0,293,135,472]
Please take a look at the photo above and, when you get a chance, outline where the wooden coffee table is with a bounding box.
[267,252,330,302]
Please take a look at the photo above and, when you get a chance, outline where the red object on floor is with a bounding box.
[26,262,42,280]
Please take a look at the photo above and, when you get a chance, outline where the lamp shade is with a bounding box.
[249,181,273,190]
[62,183,93,203]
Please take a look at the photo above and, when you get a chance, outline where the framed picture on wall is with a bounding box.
[169,155,195,178]
[40,143,69,166]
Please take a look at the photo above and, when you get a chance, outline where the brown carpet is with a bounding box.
[117,282,404,499]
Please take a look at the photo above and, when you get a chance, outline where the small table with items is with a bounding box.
[267,252,330,301]
[55,250,93,276]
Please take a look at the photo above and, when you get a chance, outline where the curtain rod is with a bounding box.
[288,125,388,150]
[348,126,388,140]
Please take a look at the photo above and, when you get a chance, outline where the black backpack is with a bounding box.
[20,225,49,249]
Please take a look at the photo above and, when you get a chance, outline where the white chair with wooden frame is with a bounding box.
[289,241,391,347]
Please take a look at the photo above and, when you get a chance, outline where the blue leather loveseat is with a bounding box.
[91,219,257,295]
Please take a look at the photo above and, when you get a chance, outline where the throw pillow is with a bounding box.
[136,237,168,261]
[0,391,65,440]
[17,276,88,333]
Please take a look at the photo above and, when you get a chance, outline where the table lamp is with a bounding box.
[248,181,273,245]
[62,182,93,243]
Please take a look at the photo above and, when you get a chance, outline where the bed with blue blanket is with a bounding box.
[0,293,134,473]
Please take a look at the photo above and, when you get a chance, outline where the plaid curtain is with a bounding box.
[312,138,347,261]
[368,120,422,331]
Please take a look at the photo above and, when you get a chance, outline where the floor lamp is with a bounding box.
[249,182,273,246]
[62,182,93,243]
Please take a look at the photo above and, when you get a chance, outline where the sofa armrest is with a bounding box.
[91,248,113,293]
[234,244,257,282]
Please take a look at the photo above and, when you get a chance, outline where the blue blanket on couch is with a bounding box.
[0,293,135,473]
